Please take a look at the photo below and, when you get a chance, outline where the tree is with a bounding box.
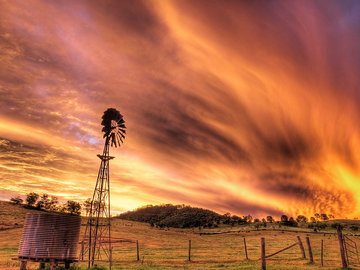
[296,215,308,223]
[222,213,231,224]
[288,217,298,227]
[83,198,92,215]
[320,213,329,221]
[63,200,81,215]
[25,192,39,207]
[47,196,59,211]
[36,193,50,210]
[10,196,23,205]
[244,214,253,223]
[266,216,274,223]
[261,218,267,227]
[314,213,321,221]
[310,217,316,223]
[280,215,288,223]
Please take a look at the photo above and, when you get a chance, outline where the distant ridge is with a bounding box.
[116,204,222,228]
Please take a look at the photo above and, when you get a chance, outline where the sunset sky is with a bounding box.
[1,0,360,218]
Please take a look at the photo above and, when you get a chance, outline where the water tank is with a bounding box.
[18,212,81,261]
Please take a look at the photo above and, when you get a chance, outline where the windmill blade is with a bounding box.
[112,133,116,147]
[101,107,126,147]
[116,134,121,148]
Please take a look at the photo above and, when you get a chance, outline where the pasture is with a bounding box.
[1,201,359,270]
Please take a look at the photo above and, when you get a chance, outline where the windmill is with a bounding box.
[81,108,126,269]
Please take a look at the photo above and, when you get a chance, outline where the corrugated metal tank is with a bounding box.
[18,212,81,261]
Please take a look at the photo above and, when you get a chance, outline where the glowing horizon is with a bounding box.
[1,0,360,219]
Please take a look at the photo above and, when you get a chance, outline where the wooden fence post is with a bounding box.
[80,240,84,261]
[243,237,249,260]
[110,247,113,268]
[337,227,348,269]
[321,239,324,267]
[20,261,27,270]
[261,237,266,270]
[306,237,314,263]
[297,236,306,259]
[188,240,192,261]
[136,240,140,261]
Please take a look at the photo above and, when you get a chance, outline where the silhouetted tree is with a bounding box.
[288,217,298,227]
[47,196,59,211]
[262,218,267,227]
[244,214,253,223]
[280,215,288,223]
[222,213,232,224]
[320,213,329,221]
[36,193,50,209]
[10,196,23,205]
[310,217,316,223]
[63,200,81,215]
[25,192,39,207]
[296,215,307,223]
[83,198,92,215]
[266,216,274,223]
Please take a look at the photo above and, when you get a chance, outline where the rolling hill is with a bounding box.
[116,204,222,228]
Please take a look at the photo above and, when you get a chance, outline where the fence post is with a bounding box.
[81,240,84,261]
[136,240,140,261]
[321,239,324,267]
[261,237,266,270]
[306,237,314,263]
[297,236,306,259]
[243,237,249,260]
[337,227,348,269]
[355,242,360,264]
[20,261,27,270]
[188,240,192,261]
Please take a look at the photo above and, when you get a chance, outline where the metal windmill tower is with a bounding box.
[81,108,126,269]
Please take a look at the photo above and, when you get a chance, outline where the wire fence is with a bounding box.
[101,229,360,269]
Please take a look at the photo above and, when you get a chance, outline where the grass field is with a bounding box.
[1,201,359,270]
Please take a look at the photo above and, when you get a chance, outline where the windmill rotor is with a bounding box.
[101,108,126,147]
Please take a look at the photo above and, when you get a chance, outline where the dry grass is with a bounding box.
[0,201,359,270]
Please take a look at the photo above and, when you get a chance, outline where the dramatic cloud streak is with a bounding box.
[0,0,360,218]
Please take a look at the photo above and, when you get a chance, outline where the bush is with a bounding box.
[331,223,343,230]
[25,192,39,207]
[10,197,23,205]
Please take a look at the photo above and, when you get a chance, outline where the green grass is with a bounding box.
[1,201,360,270]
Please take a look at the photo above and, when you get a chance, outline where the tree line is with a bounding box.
[10,196,351,231]
[117,204,340,229]
[9,193,86,215]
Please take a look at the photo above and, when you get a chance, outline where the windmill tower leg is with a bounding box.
[83,141,114,269]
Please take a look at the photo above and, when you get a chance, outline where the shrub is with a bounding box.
[10,197,23,205]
